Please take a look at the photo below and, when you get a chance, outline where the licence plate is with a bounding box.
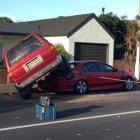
[26,56,43,71]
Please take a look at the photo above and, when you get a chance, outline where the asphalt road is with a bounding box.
[0,89,140,140]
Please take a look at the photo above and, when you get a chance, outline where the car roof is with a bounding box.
[70,60,101,64]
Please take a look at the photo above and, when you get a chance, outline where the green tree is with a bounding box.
[54,43,70,60]
[0,17,13,23]
[99,12,126,45]
[99,12,127,59]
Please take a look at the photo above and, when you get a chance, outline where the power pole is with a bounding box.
[138,0,140,25]
[135,0,140,80]
[138,0,140,16]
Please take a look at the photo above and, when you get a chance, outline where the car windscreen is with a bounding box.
[7,36,43,66]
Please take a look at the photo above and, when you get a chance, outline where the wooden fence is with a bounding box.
[0,68,7,83]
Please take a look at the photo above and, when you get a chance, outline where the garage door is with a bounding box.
[74,42,108,63]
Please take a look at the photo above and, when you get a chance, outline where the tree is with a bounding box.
[123,21,138,71]
[54,43,70,60]
[99,12,126,45]
[99,12,127,60]
[0,17,13,23]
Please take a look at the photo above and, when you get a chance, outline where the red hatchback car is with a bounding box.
[4,33,72,98]
[39,60,136,94]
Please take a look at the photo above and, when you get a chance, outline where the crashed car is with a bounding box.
[38,60,137,94]
[4,33,73,99]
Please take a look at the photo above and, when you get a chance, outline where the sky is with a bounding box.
[0,0,138,22]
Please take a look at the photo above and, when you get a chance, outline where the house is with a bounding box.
[0,13,115,66]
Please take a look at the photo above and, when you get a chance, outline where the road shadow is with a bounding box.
[0,94,36,113]
[57,105,102,119]
[31,86,140,103]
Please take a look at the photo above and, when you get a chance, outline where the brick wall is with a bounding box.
[114,60,135,73]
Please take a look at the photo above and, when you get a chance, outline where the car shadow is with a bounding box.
[57,105,102,119]
[0,94,35,113]
[87,88,137,95]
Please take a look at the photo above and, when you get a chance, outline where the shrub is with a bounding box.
[54,43,70,61]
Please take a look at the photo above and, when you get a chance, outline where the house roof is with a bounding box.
[0,22,39,35]
[0,13,115,39]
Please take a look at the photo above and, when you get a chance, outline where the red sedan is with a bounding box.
[39,60,136,94]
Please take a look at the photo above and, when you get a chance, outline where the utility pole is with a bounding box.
[135,0,140,80]
[138,0,140,15]
[138,0,140,25]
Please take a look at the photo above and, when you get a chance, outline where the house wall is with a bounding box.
[0,35,24,60]
[44,36,69,52]
[69,18,114,66]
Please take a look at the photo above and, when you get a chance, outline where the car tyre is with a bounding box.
[75,80,88,94]
[17,86,32,99]
[123,78,134,91]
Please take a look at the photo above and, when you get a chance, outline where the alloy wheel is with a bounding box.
[124,78,134,91]
[75,80,88,94]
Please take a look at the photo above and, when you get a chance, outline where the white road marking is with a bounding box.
[77,133,82,136]
[132,124,136,127]
[1,110,140,132]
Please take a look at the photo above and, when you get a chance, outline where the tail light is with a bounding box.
[8,71,16,81]
[8,71,13,78]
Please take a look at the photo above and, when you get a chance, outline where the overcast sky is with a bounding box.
[0,0,138,22]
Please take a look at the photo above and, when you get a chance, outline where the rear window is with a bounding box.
[7,36,43,66]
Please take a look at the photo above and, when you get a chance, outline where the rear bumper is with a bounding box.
[15,56,62,89]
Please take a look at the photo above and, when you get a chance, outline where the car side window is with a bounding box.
[98,63,114,72]
[86,63,99,72]
[82,64,88,72]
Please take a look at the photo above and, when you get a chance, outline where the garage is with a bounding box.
[74,42,108,63]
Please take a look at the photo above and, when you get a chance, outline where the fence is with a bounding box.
[0,68,7,83]
[114,60,135,73]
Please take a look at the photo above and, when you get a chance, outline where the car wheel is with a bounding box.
[75,80,88,94]
[123,78,134,91]
[18,86,32,99]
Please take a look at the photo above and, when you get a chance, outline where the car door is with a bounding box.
[97,63,122,86]
[82,62,103,88]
